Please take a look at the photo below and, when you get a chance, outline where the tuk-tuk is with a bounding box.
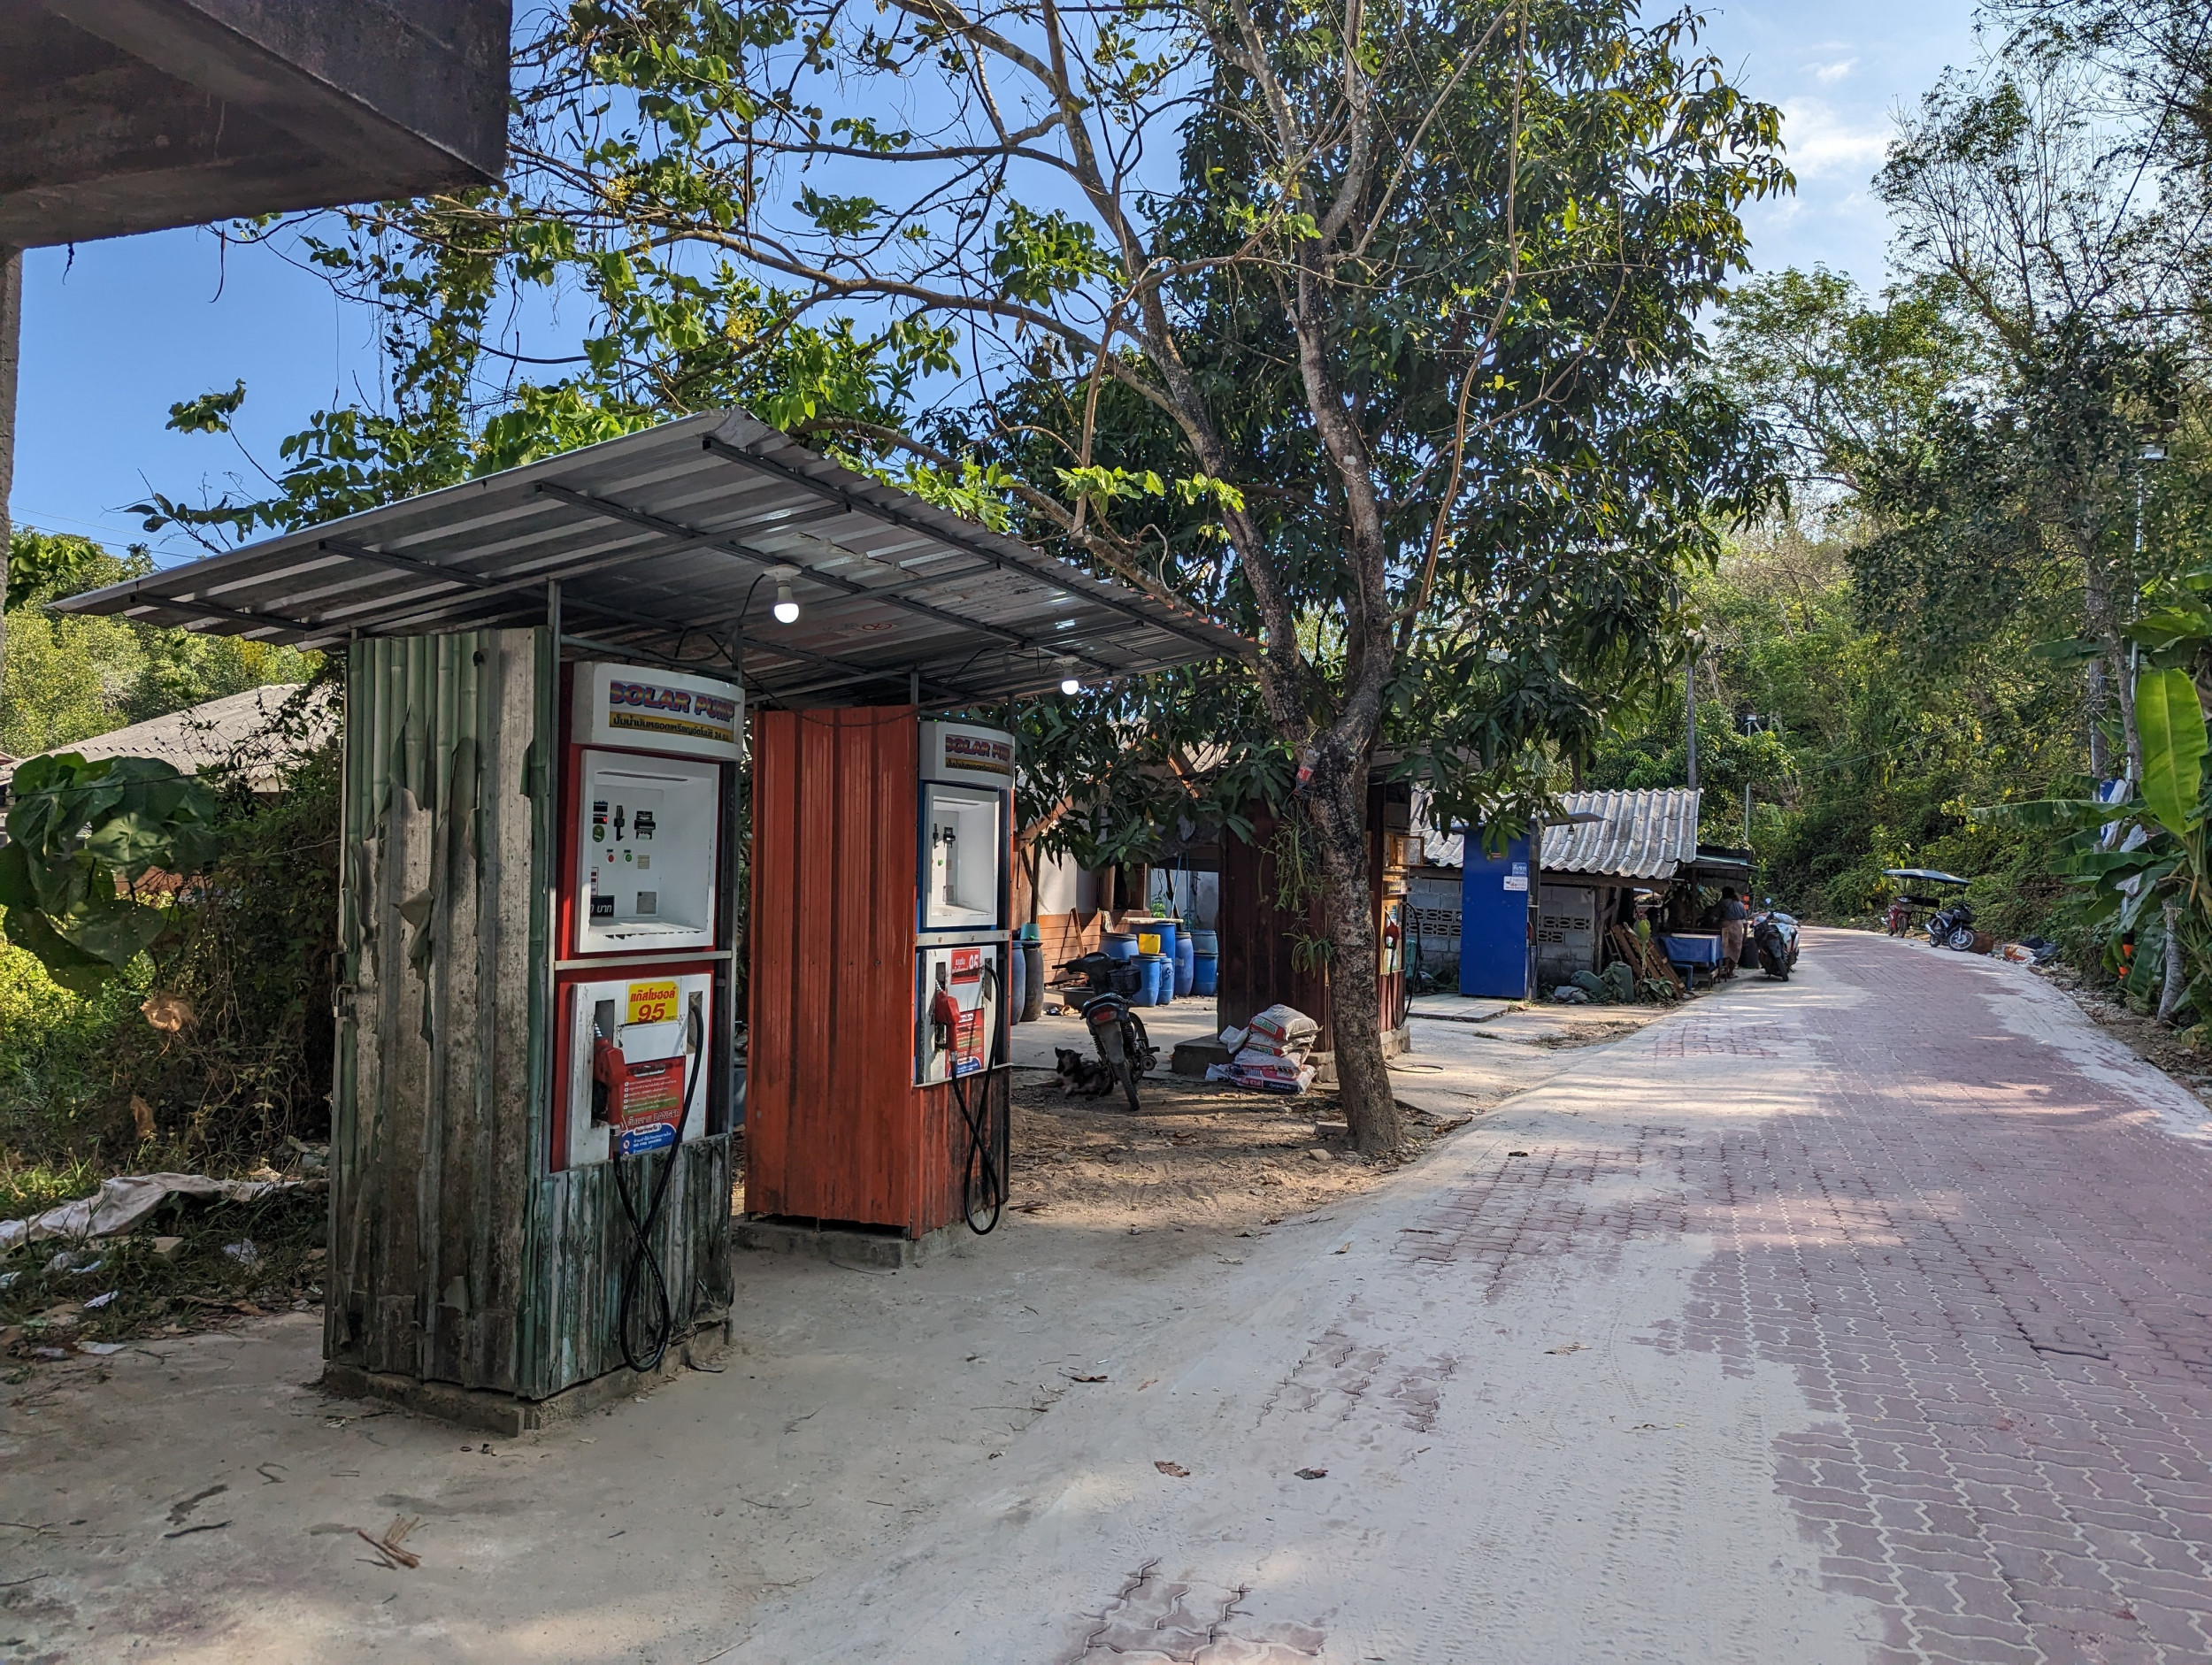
[1883,868,1973,946]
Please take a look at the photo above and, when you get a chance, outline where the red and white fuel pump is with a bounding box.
[553,664,740,1364]
[744,710,1015,1248]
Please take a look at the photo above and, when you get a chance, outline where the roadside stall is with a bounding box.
[57,410,1240,1430]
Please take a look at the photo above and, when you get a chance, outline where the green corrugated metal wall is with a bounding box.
[328,628,730,1400]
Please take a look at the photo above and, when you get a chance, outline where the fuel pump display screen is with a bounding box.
[919,782,1002,934]
[575,752,719,955]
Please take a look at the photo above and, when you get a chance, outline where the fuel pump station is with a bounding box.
[744,714,1016,1251]
[553,664,741,1369]
[55,410,1241,1428]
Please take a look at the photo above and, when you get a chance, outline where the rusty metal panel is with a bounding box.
[1216,783,1409,1050]
[748,707,971,1236]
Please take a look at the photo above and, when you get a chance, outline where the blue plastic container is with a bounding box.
[1008,941,1027,1025]
[1172,930,1195,997]
[1189,928,1219,998]
[1141,955,1177,1008]
[1154,952,1173,1006]
[1102,932,1139,963]
[1133,918,1178,966]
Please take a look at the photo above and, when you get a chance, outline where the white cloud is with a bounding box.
[1779,98,1890,180]
[1809,57,1858,84]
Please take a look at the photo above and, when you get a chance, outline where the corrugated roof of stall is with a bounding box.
[1540,788,1703,879]
[53,410,1250,707]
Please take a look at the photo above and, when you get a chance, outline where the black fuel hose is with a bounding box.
[956,964,1007,1234]
[613,1000,704,1375]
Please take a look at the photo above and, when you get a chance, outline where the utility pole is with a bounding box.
[1740,712,1757,845]
[1684,655,1698,792]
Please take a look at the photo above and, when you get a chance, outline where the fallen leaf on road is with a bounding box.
[1545,1342,1586,1355]
[1508,1150,1530,1157]
[1155,1461,1190,1477]
[1068,1374,1108,1384]
[1295,1468,1327,1480]
[1333,1243,1350,1255]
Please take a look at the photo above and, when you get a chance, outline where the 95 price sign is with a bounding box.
[625,979,679,1026]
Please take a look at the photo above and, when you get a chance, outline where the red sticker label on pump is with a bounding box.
[613,1055,685,1154]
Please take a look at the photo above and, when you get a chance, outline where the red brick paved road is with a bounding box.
[722,927,2212,1664]
[1398,932,2212,1664]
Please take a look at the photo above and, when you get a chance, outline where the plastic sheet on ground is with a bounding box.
[0,1173,309,1254]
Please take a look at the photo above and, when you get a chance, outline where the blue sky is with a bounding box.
[9,0,1981,568]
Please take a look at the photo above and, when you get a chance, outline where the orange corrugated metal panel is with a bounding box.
[747,707,974,1237]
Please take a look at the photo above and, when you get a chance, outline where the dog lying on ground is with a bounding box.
[1054,1047,1119,1097]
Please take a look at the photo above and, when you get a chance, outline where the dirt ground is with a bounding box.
[1002,1070,1464,1236]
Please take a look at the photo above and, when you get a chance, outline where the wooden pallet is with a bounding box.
[1609,925,1686,996]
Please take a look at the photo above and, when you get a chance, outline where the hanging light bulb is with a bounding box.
[1060,675,1082,695]
[766,565,801,624]
[1056,654,1081,695]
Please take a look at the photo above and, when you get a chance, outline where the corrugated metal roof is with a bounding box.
[54,410,1248,708]
[1540,789,1702,879]
[0,684,334,792]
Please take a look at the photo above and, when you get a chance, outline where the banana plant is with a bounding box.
[1978,574,2212,1017]
[0,753,223,994]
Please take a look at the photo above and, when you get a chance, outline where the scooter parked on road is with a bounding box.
[1748,900,1801,980]
[1052,952,1159,1114]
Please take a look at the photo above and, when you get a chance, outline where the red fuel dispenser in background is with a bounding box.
[745,710,1014,1244]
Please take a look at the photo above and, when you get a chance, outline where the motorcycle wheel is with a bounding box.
[1946,926,1977,951]
[1112,1055,1141,1115]
[1093,1017,1141,1113]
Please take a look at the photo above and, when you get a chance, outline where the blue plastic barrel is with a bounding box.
[1133,952,1165,1005]
[1192,951,1218,997]
[1008,941,1027,1024]
[1172,930,1195,997]
[1102,932,1139,963]
[1190,929,1219,997]
[1154,951,1174,1005]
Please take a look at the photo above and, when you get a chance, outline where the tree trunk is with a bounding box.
[0,245,20,714]
[2157,897,2186,1025]
[1302,748,1398,1155]
[2087,656,2109,778]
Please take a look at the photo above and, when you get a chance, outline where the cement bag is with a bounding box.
[1245,1003,1318,1049]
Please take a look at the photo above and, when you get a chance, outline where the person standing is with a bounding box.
[1718,888,1749,976]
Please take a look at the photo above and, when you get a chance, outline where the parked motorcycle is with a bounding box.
[1926,896,1978,952]
[1053,953,1159,1113]
[1748,900,1801,980]
[1882,868,1972,943]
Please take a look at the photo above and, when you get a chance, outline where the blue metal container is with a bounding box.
[1192,950,1219,997]
[1459,828,1533,998]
